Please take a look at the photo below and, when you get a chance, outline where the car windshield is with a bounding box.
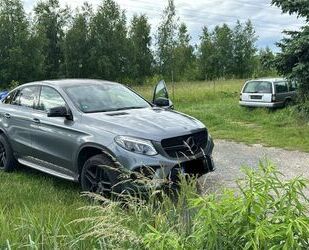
[64,83,150,113]
[243,81,272,94]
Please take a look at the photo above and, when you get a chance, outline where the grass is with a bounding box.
[2,162,308,249]
[0,168,95,248]
[135,79,309,152]
[0,79,308,248]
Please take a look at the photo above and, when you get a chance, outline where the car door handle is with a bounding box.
[32,118,40,124]
[4,113,11,119]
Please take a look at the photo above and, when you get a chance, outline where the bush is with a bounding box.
[8,80,19,90]
[144,74,165,86]
[75,162,309,249]
[295,101,309,121]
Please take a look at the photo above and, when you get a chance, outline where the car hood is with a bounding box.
[83,107,206,141]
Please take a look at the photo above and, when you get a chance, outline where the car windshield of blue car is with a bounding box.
[65,83,150,113]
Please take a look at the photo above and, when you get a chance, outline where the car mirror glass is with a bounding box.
[153,80,173,109]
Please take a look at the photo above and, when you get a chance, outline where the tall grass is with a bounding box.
[72,162,309,249]
[2,164,308,249]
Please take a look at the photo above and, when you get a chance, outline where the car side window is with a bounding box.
[37,86,66,112]
[275,81,288,93]
[11,86,39,108]
[3,90,17,104]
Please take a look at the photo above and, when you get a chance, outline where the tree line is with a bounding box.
[0,0,276,87]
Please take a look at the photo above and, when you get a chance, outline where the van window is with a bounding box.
[275,81,288,93]
[243,81,272,93]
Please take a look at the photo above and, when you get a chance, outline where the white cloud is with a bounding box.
[23,0,305,50]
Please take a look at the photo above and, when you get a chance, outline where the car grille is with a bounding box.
[161,130,208,158]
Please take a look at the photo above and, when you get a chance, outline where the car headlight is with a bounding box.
[115,136,158,156]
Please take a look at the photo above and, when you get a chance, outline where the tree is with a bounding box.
[129,14,153,83]
[212,24,234,78]
[89,0,129,81]
[33,0,70,79]
[232,20,258,78]
[173,23,195,81]
[0,0,30,85]
[272,0,309,102]
[272,0,309,21]
[156,0,178,80]
[258,47,276,76]
[198,27,216,80]
[64,3,93,78]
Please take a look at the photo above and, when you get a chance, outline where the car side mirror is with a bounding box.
[47,106,73,120]
[153,97,174,109]
[153,80,174,109]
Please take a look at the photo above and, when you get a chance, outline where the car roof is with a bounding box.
[21,79,120,88]
[247,78,286,83]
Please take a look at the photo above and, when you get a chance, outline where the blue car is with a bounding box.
[0,90,8,100]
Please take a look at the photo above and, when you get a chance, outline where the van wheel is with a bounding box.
[0,134,17,172]
[80,154,123,197]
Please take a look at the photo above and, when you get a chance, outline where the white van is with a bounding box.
[239,78,297,108]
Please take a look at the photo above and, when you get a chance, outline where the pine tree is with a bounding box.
[64,3,93,78]
[89,0,128,81]
[156,0,178,80]
[33,0,70,79]
[129,14,153,83]
[198,27,216,80]
[173,23,195,81]
[232,20,258,78]
[272,0,309,102]
[0,0,30,84]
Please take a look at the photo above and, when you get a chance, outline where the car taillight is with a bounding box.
[272,94,276,102]
[239,93,242,101]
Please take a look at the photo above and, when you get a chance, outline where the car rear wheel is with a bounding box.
[80,154,122,197]
[0,134,17,172]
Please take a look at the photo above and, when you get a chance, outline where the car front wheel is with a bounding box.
[80,154,123,197]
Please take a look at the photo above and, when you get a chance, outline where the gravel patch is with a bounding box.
[200,140,309,195]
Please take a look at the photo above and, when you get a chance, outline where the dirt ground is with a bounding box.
[201,140,309,196]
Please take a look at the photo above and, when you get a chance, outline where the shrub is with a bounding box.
[8,80,20,90]
[76,162,309,249]
[144,74,165,86]
[295,101,309,121]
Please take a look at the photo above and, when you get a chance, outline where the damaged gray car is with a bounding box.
[0,79,214,194]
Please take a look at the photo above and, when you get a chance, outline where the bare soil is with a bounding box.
[201,140,309,196]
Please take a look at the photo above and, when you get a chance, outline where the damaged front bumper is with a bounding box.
[110,133,215,181]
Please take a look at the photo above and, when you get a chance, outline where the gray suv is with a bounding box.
[0,79,214,194]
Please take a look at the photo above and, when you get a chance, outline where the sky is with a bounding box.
[23,0,305,51]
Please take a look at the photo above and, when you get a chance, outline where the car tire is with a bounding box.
[80,154,123,197]
[0,134,17,172]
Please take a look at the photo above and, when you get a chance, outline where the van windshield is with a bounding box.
[243,81,272,94]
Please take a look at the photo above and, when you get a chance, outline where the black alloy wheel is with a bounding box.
[83,163,112,194]
[81,154,122,197]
